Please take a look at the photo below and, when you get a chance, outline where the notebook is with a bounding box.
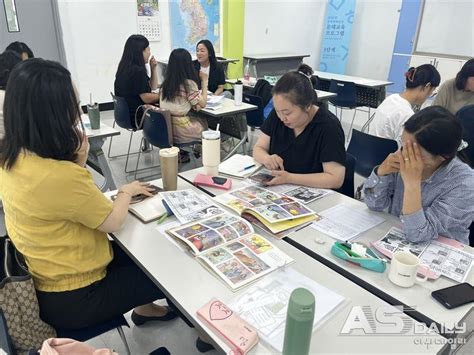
[218,154,262,178]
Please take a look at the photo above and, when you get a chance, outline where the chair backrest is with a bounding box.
[469,222,474,247]
[110,92,135,130]
[347,129,398,178]
[328,79,357,108]
[251,79,273,108]
[336,153,356,198]
[456,104,474,165]
[142,110,173,149]
[243,93,264,128]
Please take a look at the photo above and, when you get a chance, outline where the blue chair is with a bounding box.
[336,153,356,199]
[347,129,398,199]
[135,110,198,179]
[328,80,357,137]
[243,93,264,154]
[55,315,131,355]
[456,104,474,166]
[108,93,150,174]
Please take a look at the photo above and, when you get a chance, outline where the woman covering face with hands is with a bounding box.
[364,106,474,245]
[252,71,346,189]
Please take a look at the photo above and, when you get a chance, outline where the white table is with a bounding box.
[84,116,120,192]
[226,78,337,102]
[312,70,393,109]
[108,178,445,354]
[200,98,257,160]
[178,166,474,336]
[243,54,310,78]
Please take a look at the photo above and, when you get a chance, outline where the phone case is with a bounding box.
[331,242,387,273]
[194,174,232,190]
[196,299,259,354]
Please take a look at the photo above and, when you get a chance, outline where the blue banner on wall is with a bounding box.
[319,0,356,74]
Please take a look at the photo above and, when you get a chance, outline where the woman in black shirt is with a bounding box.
[253,71,346,188]
[193,39,226,95]
[114,35,160,128]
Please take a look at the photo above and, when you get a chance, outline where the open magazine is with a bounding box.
[167,212,294,290]
[373,227,473,283]
[214,186,319,235]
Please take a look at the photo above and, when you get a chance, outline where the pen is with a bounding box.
[156,213,168,225]
[238,164,256,173]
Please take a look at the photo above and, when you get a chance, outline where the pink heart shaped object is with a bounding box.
[209,300,233,321]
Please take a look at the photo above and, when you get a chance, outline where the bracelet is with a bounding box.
[117,190,132,198]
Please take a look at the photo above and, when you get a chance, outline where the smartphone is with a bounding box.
[111,184,162,204]
[431,283,474,309]
[249,172,273,185]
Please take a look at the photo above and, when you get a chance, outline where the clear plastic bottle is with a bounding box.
[244,62,250,81]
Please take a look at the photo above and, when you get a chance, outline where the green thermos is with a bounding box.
[282,288,315,355]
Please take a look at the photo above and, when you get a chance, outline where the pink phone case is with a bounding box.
[193,174,232,190]
[196,299,259,355]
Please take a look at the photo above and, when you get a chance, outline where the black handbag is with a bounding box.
[0,236,56,353]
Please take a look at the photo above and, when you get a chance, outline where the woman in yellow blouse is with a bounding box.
[0,59,176,330]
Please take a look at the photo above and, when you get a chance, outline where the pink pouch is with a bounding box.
[40,338,117,355]
[197,298,259,355]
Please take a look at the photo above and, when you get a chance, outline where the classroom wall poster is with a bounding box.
[319,0,356,74]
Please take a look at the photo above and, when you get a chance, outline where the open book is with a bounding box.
[167,212,294,290]
[218,154,261,178]
[373,227,473,283]
[214,186,319,235]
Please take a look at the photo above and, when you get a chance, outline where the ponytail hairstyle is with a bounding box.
[297,63,318,89]
[273,71,318,109]
[404,106,471,167]
[405,64,441,89]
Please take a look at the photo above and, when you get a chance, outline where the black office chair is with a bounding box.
[243,93,264,154]
[328,79,357,140]
[336,153,356,199]
[456,104,474,165]
[56,315,131,355]
[347,129,398,199]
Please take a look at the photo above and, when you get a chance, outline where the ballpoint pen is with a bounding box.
[238,164,256,173]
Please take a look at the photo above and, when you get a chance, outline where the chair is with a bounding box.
[55,315,131,355]
[108,93,150,174]
[243,93,264,154]
[469,222,473,247]
[347,129,398,199]
[336,153,356,199]
[134,110,198,179]
[328,80,357,140]
[456,104,474,165]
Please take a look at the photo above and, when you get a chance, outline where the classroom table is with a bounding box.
[157,57,239,77]
[84,116,120,192]
[200,98,257,160]
[225,78,337,102]
[107,178,445,354]
[243,54,310,78]
[178,166,474,337]
[312,70,393,109]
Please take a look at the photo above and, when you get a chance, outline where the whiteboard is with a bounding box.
[416,0,473,57]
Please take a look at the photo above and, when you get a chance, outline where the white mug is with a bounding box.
[388,251,429,288]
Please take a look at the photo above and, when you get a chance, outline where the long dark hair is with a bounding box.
[161,48,199,101]
[273,71,318,109]
[404,106,471,167]
[455,58,474,90]
[0,50,21,89]
[0,59,82,170]
[116,34,149,76]
[405,64,440,89]
[196,39,218,68]
[5,41,34,58]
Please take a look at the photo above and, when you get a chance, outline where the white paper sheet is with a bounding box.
[311,203,385,241]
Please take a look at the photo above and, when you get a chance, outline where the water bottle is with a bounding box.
[282,288,315,355]
[244,62,250,81]
[234,80,243,106]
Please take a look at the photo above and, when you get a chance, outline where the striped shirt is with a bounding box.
[363,158,474,245]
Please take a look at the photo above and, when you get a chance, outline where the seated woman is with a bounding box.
[193,39,227,96]
[5,41,34,60]
[0,59,177,330]
[114,34,160,128]
[364,106,474,245]
[160,48,207,162]
[433,58,474,114]
[0,50,21,139]
[370,64,440,144]
[253,71,346,189]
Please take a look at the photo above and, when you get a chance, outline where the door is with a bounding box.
[0,0,66,65]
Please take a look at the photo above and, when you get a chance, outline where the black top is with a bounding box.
[193,60,226,93]
[114,64,151,127]
[260,105,346,174]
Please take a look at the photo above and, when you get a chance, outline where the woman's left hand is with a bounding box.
[398,140,424,186]
[150,56,158,70]
[266,170,291,186]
